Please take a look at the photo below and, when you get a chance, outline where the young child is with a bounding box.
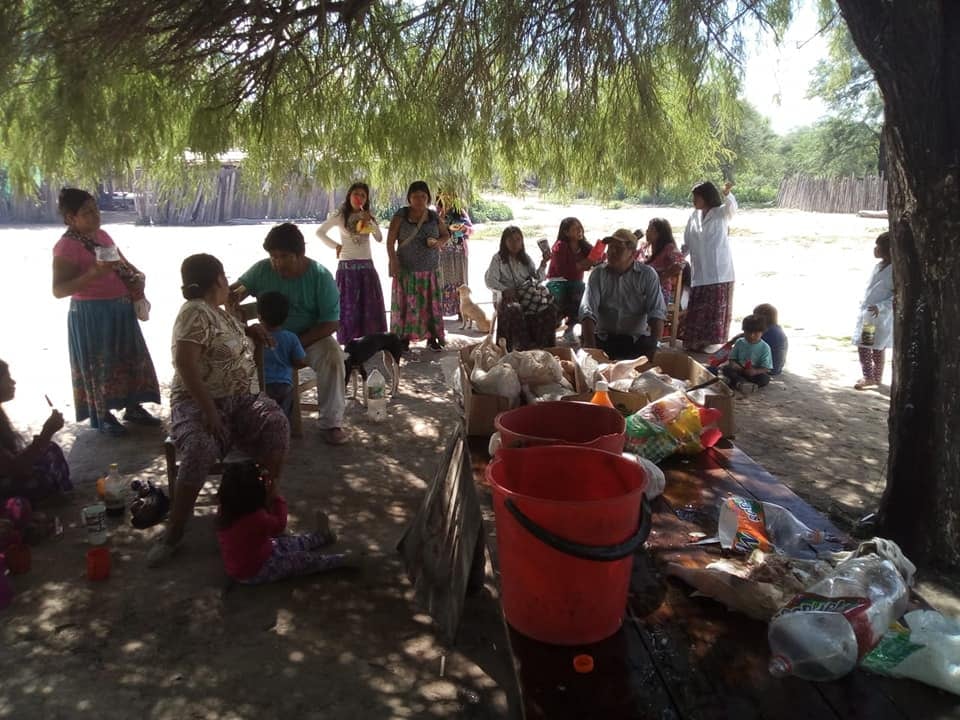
[217,462,347,584]
[752,303,788,376]
[853,232,893,390]
[721,314,773,393]
[256,292,308,418]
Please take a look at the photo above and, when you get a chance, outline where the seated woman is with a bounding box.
[0,359,72,545]
[484,226,557,351]
[643,218,685,307]
[148,254,291,567]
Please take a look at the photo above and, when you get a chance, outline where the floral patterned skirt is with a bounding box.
[438,242,468,317]
[679,282,734,347]
[67,297,161,427]
[390,270,446,342]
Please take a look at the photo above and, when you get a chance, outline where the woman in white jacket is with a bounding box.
[853,232,894,390]
[679,181,737,351]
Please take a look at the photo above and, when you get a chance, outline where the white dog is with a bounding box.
[457,285,491,332]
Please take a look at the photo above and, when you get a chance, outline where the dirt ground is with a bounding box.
[0,195,955,719]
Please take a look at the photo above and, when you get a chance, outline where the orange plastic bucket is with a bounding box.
[494,401,625,453]
[487,446,650,645]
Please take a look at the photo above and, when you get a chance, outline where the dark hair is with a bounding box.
[406,181,431,203]
[0,360,21,453]
[498,226,532,266]
[339,182,371,219]
[257,291,290,327]
[753,303,779,327]
[217,462,267,529]
[263,222,306,255]
[57,188,95,217]
[692,181,723,209]
[556,217,583,245]
[876,231,891,260]
[742,314,766,333]
[645,218,675,259]
[180,253,224,300]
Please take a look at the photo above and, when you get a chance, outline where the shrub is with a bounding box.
[470,197,513,222]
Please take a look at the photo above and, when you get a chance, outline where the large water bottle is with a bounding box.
[366,369,387,422]
[768,555,909,681]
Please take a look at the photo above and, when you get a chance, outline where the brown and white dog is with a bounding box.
[457,285,491,332]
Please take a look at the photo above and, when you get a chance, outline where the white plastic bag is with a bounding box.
[501,350,563,385]
[471,364,521,400]
[622,452,666,499]
[470,335,504,372]
[862,609,960,696]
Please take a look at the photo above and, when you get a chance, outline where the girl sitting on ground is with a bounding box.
[217,461,348,584]
[720,314,773,393]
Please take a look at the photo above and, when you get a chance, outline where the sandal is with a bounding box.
[98,413,127,437]
[124,405,162,426]
[854,378,878,391]
[322,427,349,445]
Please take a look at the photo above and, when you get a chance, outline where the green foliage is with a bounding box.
[469,198,513,223]
[0,1,790,198]
[781,118,879,176]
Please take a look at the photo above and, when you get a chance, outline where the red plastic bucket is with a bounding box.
[494,401,625,453]
[487,446,650,645]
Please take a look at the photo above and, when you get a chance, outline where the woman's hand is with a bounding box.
[502,289,517,303]
[426,236,441,248]
[202,409,226,444]
[335,244,343,259]
[263,471,277,501]
[388,256,399,278]
[722,181,734,196]
[41,410,64,440]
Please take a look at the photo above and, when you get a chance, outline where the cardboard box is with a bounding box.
[458,345,587,436]
[459,345,514,437]
[638,349,736,437]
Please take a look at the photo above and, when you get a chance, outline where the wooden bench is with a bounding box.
[469,438,959,720]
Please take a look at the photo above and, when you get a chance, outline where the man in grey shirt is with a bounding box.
[580,228,666,360]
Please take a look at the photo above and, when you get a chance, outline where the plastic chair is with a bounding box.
[663,270,684,348]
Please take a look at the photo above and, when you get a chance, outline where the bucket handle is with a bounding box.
[503,496,652,562]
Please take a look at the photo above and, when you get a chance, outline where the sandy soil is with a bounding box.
[0,196,953,718]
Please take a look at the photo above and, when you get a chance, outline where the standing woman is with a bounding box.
[387,181,450,351]
[51,188,161,436]
[435,192,473,318]
[315,182,387,343]
[679,181,737,351]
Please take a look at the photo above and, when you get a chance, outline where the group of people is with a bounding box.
[0,178,895,583]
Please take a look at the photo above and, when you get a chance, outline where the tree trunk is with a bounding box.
[838,1,960,570]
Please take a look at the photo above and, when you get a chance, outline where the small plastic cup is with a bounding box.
[86,547,111,581]
[5,543,31,575]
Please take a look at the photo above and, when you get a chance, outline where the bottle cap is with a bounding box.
[573,654,594,673]
[109,463,119,471]
[595,381,609,392]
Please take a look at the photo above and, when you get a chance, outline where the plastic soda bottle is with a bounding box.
[768,555,909,681]
[590,380,615,408]
[587,241,606,263]
[366,369,387,421]
[104,463,126,517]
[860,310,877,346]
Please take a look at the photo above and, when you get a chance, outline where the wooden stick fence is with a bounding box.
[777,174,887,214]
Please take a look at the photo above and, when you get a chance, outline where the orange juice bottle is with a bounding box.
[590,381,615,408]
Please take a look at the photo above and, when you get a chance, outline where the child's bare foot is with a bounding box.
[315,510,337,545]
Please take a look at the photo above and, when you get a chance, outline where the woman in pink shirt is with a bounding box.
[217,462,347,583]
[51,189,160,436]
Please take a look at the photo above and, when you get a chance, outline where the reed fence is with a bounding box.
[776,174,887,214]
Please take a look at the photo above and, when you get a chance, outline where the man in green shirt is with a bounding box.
[232,223,348,444]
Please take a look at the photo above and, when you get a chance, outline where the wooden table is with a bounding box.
[471,439,960,720]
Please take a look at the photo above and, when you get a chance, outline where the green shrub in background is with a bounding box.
[470,197,513,222]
